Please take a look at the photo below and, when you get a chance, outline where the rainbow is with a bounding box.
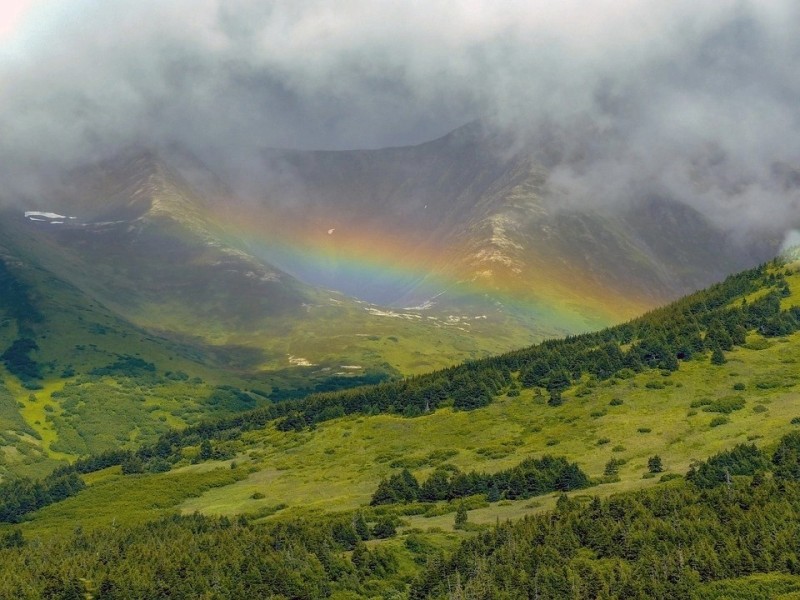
[207,204,656,335]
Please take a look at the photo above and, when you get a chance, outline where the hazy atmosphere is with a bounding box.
[0,0,798,237]
[6,4,800,597]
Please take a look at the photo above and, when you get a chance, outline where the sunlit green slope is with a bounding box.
[3,255,800,599]
[5,254,800,535]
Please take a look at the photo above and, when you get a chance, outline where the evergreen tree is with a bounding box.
[353,512,370,541]
[121,455,144,475]
[711,347,726,365]
[486,482,501,502]
[454,503,468,530]
[604,458,621,477]
[647,455,663,474]
[548,389,563,407]
[372,517,397,539]
[199,440,213,461]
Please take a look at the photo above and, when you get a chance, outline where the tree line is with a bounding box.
[0,469,84,523]
[371,455,590,506]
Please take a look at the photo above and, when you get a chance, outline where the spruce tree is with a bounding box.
[454,503,468,530]
[711,347,726,365]
[647,455,663,474]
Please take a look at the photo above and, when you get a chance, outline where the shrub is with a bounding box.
[702,396,746,414]
[372,517,397,539]
[604,458,625,476]
[454,503,468,529]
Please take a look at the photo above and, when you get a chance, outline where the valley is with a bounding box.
[4,253,800,597]
[0,123,776,481]
[3,2,800,597]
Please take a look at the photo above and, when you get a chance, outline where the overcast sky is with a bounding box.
[1,1,799,236]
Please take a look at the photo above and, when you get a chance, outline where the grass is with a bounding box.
[168,329,800,525]
[6,376,73,462]
[11,324,800,539]
[8,260,800,545]
[0,218,556,477]
[13,465,247,537]
[693,573,800,599]
[2,262,800,600]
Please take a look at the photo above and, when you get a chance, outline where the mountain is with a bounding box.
[0,147,558,476]
[8,144,564,367]
[11,151,312,338]
[3,253,800,597]
[0,228,270,477]
[238,122,772,324]
[9,123,776,356]
[0,123,780,478]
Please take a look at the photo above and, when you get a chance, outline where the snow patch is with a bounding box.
[365,307,422,320]
[403,291,445,311]
[25,211,68,219]
[288,355,316,367]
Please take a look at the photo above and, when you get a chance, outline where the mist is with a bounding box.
[1,0,798,237]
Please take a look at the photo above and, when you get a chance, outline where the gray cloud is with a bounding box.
[1,0,799,237]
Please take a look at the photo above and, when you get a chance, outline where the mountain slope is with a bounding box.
[238,122,770,325]
[6,253,800,524]
[13,152,312,337]
[0,150,570,475]
[3,255,800,598]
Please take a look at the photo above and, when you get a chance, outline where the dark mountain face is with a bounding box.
[238,122,774,314]
[9,152,313,337]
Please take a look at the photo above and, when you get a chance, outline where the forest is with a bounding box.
[411,431,800,599]
[3,431,800,598]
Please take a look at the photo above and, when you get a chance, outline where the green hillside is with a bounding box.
[3,255,800,597]
[0,213,541,478]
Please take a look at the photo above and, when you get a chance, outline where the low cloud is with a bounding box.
[0,0,798,236]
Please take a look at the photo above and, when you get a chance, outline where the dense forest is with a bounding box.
[411,431,800,599]
[0,511,405,599]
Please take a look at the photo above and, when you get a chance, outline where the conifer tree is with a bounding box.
[454,503,468,530]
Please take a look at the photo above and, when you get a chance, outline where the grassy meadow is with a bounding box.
[4,320,800,541]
